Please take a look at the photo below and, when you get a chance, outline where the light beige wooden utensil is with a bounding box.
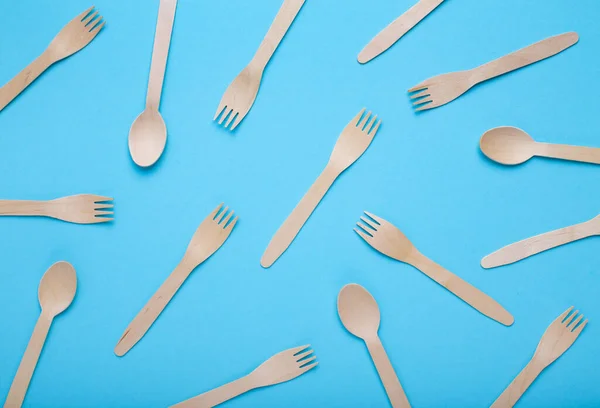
[214,0,306,130]
[409,32,578,111]
[114,203,238,356]
[4,261,77,408]
[128,0,177,168]
[338,284,411,408]
[480,126,600,166]
[0,7,104,113]
[261,109,380,268]
[356,211,513,326]
[0,194,113,224]
[482,214,600,269]
[358,0,445,64]
[170,345,317,407]
[491,307,587,408]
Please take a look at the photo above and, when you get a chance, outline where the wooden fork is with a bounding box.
[0,6,105,113]
[261,109,380,268]
[0,194,113,224]
[214,0,306,130]
[491,307,587,408]
[355,211,513,326]
[170,345,317,407]
[114,203,238,357]
[408,32,578,111]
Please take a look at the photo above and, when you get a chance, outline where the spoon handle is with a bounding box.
[366,336,411,408]
[358,0,445,64]
[261,166,338,268]
[409,252,514,326]
[481,218,598,269]
[4,314,53,408]
[471,32,578,84]
[251,0,306,69]
[535,142,600,164]
[114,261,192,357]
[490,360,543,408]
[0,51,53,113]
[169,376,253,408]
[146,0,177,110]
[0,200,47,217]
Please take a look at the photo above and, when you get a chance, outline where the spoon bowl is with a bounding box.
[480,126,536,165]
[337,283,380,340]
[128,109,167,167]
[38,261,77,317]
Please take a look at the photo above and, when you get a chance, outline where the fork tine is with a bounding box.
[559,306,575,322]
[83,11,99,25]
[77,6,95,21]
[572,319,588,336]
[413,97,433,107]
[408,81,429,93]
[221,211,234,227]
[217,206,229,223]
[369,119,381,137]
[295,349,313,360]
[569,314,584,330]
[298,355,317,367]
[291,344,311,355]
[415,103,435,112]
[359,216,378,231]
[298,361,318,375]
[351,108,366,126]
[225,111,238,128]
[214,103,227,121]
[91,216,113,224]
[358,111,372,128]
[565,310,580,327]
[363,211,383,225]
[363,115,377,133]
[89,19,105,34]
[91,195,113,203]
[409,90,430,100]
[230,109,248,131]
[225,216,238,231]
[218,109,232,125]
[354,226,372,241]
[210,203,224,220]
[94,203,113,209]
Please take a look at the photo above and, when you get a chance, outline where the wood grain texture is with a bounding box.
[4,262,76,408]
[409,32,578,111]
[358,0,445,64]
[170,345,317,407]
[0,6,104,113]
[214,0,306,131]
[355,211,513,326]
[338,284,411,408]
[261,109,380,268]
[482,215,599,269]
[0,194,113,224]
[115,204,238,357]
[490,307,587,408]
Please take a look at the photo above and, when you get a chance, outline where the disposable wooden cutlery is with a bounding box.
[338,284,411,408]
[114,203,238,356]
[128,0,177,167]
[0,194,113,224]
[4,262,77,408]
[261,108,380,268]
[490,307,587,408]
[355,211,513,326]
[480,126,600,166]
[358,0,446,64]
[170,345,317,407]
[0,7,104,113]
[409,32,578,111]
[482,213,600,269]
[214,0,306,130]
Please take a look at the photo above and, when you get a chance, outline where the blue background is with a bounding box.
[0,0,598,407]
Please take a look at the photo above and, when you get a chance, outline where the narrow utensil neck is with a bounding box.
[0,200,48,217]
[146,0,177,110]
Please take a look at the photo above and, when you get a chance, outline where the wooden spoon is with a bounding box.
[337,284,411,408]
[4,261,77,408]
[128,0,177,167]
[480,126,600,165]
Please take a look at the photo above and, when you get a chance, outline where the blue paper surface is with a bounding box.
[0,0,599,407]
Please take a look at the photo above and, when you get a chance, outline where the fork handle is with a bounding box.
[481,218,598,269]
[409,252,514,326]
[471,32,578,84]
[114,260,193,357]
[170,376,254,408]
[535,142,600,164]
[146,0,178,110]
[365,336,411,408]
[0,200,47,217]
[490,360,543,408]
[261,166,338,268]
[0,51,54,113]
[252,0,306,69]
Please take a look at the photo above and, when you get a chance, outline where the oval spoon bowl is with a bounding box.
[480,126,535,165]
[128,109,167,167]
